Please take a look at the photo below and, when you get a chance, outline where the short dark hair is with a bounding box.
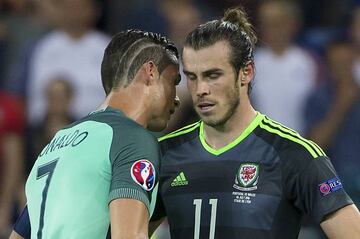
[101,29,179,95]
[184,7,257,93]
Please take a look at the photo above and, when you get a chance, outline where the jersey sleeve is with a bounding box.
[13,205,31,239]
[108,124,160,215]
[150,187,166,221]
[283,154,353,223]
[150,139,168,221]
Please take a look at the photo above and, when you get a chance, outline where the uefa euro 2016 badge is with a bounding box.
[233,163,259,191]
[131,159,156,191]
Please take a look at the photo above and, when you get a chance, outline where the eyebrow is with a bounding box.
[202,68,223,77]
[183,68,223,77]
[183,70,194,76]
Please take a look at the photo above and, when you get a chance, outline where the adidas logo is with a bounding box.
[171,172,188,187]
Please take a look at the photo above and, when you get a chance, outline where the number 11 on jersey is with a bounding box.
[193,198,218,239]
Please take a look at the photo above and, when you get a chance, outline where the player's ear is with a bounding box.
[143,61,158,86]
[239,63,254,85]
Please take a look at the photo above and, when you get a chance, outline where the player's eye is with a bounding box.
[187,74,197,81]
[208,73,220,80]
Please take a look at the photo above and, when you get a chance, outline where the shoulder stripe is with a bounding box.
[158,122,200,142]
[259,120,320,158]
[165,121,200,136]
[262,118,323,157]
[309,140,326,156]
[264,116,297,134]
[263,117,325,157]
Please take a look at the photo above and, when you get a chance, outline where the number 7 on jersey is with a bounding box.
[36,158,59,239]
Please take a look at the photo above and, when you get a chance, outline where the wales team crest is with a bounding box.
[233,163,259,191]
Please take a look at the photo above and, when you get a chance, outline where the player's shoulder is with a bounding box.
[254,114,326,160]
[97,108,154,137]
[158,121,201,150]
[68,107,154,141]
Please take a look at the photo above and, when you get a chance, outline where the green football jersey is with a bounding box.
[25,107,159,239]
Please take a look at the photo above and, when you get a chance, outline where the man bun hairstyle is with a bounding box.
[184,6,257,93]
[101,29,179,95]
[222,7,257,47]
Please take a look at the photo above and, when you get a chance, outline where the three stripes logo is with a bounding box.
[171,172,188,187]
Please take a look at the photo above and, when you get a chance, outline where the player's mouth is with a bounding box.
[197,102,215,113]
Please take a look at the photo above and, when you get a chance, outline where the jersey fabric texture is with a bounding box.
[151,112,353,239]
[25,107,159,239]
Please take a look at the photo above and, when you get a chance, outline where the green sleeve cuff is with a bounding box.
[108,188,150,213]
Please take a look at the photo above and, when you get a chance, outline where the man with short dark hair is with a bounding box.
[10,29,181,239]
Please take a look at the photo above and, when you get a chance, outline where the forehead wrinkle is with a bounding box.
[184,55,231,77]
[183,41,231,70]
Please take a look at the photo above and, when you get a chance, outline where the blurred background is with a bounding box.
[0,0,359,238]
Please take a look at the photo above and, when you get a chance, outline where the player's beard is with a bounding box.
[199,79,240,127]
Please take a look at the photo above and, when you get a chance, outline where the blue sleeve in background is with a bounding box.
[13,205,31,239]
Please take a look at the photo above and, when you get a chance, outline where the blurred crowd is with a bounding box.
[0,0,359,238]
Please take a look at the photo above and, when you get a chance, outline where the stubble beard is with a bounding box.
[198,80,240,127]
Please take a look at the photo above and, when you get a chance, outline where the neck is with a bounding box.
[202,96,257,150]
[63,27,90,40]
[269,43,291,56]
[98,88,151,129]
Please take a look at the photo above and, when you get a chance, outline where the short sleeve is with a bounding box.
[108,126,160,215]
[150,188,166,221]
[283,155,353,223]
[13,205,31,239]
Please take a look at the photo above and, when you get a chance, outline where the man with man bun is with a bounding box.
[150,7,360,239]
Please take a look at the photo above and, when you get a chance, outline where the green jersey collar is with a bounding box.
[199,112,264,155]
[105,106,126,116]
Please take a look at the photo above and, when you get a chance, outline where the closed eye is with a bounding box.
[183,71,197,81]
[207,73,221,80]
[203,69,223,80]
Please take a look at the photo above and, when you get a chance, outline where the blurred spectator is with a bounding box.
[0,92,25,238]
[0,0,49,89]
[158,0,202,133]
[351,6,360,87]
[251,0,321,134]
[43,78,74,135]
[104,0,167,35]
[197,0,258,21]
[296,0,352,29]
[13,0,109,126]
[30,78,75,158]
[306,42,360,207]
[0,22,6,87]
[159,0,202,48]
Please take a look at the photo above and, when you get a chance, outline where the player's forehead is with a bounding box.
[182,41,232,74]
